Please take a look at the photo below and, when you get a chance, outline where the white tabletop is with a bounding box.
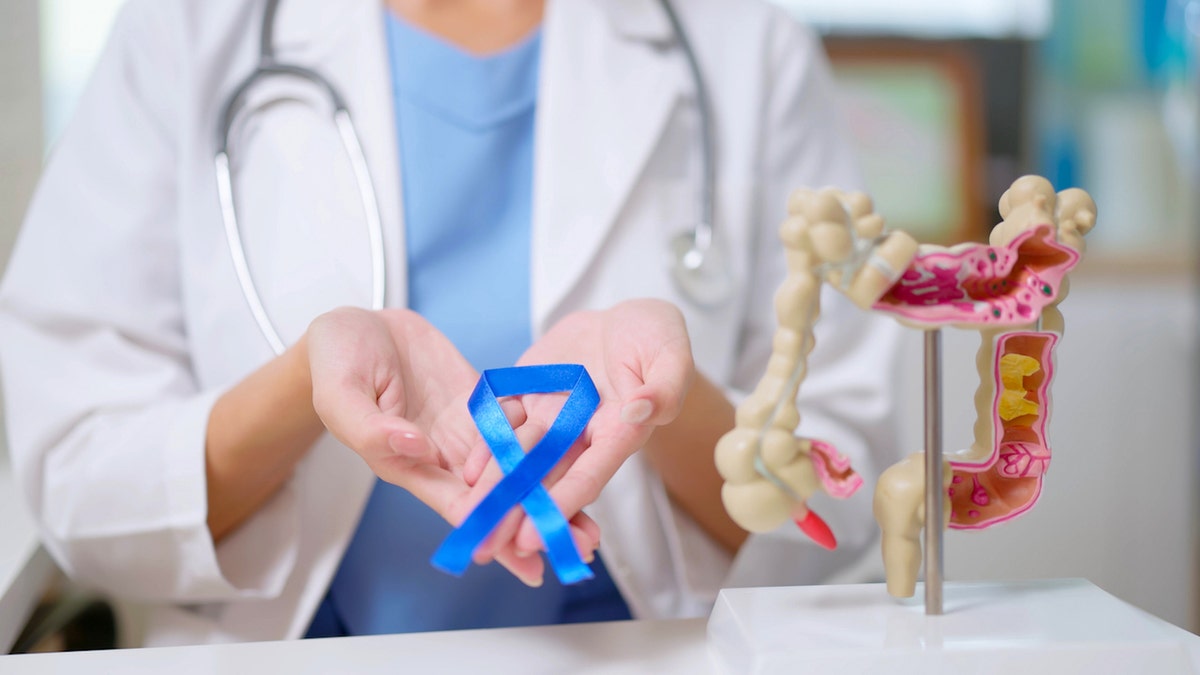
[0,461,55,653]
[4,580,1199,672]
[0,617,713,674]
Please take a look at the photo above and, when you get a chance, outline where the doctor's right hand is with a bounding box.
[304,307,599,587]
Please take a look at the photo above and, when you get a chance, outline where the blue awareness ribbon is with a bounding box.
[431,364,598,585]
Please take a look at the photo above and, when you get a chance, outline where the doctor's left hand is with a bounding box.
[305,307,599,586]
[469,299,695,558]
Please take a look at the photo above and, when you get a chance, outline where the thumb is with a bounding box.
[613,349,693,428]
[314,379,432,464]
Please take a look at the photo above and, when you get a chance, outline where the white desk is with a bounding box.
[3,581,1199,673]
[0,462,55,653]
[0,617,714,674]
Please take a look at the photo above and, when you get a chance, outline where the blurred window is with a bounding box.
[40,0,1053,148]
[40,0,125,150]
[769,0,1051,38]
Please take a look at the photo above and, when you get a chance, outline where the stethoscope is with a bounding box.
[215,0,729,356]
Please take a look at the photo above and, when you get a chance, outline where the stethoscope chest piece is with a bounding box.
[670,227,733,309]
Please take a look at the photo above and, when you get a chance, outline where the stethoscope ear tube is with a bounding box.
[218,0,728,356]
[656,0,731,308]
[215,63,349,155]
[215,151,287,356]
[215,0,384,354]
[333,109,387,315]
[215,108,386,356]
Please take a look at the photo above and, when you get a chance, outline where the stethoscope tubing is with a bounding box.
[215,0,386,355]
[655,0,716,265]
[215,0,722,356]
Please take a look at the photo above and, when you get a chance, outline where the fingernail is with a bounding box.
[620,399,653,425]
[516,548,533,558]
[388,431,422,455]
[584,549,595,564]
[472,546,493,565]
[522,572,543,588]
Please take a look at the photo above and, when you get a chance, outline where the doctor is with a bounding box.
[0,0,902,646]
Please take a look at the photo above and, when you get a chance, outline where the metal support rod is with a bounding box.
[924,329,944,615]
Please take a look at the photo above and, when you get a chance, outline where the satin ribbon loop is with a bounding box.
[431,365,599,584]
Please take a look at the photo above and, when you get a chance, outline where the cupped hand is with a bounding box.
[305,307,598,586]
[467,299,695,557]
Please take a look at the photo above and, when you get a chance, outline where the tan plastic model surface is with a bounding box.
[873,452,950,598]
[714,188,917,546]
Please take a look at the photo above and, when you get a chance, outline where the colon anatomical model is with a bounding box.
[714,176,1095,595]
[713,187,919,546]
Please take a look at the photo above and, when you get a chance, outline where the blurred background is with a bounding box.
[0,0,1196,652]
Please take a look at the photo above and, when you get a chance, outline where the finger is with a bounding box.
[524,440,586,498]
[470,429,601,566]
[374,464,546,588]
[472,506,525,565]
[310,342,438,465]
[338,406,435,467]
[369,458,493,559]
[570,511,601,561]
[462,441,491,488]
[513,407,647,553]
[472,503,594,565]
[463,460,514,565]
[495,548,545,588]
[612,342,693,428]
[508,508,599,560]
[489,514,597,588]
[374,458,547,588]
[462,397,527,487]
[510,391,588,492]
[500,396,529,427]
[468,418,550,563]
[500,512,601,580]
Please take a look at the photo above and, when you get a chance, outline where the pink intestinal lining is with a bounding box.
[948,332,1058,530]
[873,224,1078,328]
[809,439,863,499]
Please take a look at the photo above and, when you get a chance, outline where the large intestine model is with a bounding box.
[714,175,1096,596]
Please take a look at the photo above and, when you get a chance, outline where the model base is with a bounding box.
[707,579,1200,674]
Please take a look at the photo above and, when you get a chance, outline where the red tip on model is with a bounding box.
[795,508,837,550]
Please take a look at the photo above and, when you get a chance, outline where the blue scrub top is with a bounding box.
[305,12,631,638]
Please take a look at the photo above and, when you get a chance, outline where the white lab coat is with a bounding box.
[0,0,903,646]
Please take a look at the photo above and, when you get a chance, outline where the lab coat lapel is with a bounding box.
[272,0,408,309]
[531,0,684,332]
